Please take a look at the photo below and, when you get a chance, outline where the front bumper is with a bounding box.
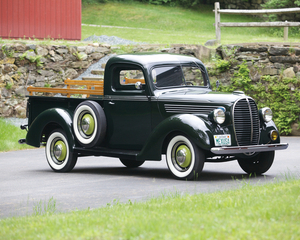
[211,143,288,154]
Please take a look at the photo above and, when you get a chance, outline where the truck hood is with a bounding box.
[156,88,243,105]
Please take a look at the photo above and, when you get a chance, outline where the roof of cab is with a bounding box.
[106,53,204,69]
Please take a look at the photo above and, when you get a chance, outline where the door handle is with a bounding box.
[108,101,115,105]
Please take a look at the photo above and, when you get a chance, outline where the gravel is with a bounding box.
[3,118,28,127]
[83,35,141,45]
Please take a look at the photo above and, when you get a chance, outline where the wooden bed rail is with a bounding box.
[27,78,104,98]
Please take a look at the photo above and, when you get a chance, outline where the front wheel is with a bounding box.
[46,129,78,172]
[166,135,204,180]
[237,151,275,175]
[120,159,145,168]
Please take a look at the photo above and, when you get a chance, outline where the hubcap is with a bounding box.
[53,140,67,161]
[81,114,95,136]
[176,145,191,168]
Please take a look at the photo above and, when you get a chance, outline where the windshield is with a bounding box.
[151,63,207,88]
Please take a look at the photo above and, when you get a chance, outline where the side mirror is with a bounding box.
[215,80,220,92]
[135,81,143,90]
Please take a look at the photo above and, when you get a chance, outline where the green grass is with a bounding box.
[0,118,33,152]
[1,179,299,239]
[82,2,300,45]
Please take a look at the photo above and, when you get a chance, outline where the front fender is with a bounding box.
[260,120,280,144]
[26,108,75,149]
[137,114,212,161]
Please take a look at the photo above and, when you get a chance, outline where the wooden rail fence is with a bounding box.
[214,2,300,43]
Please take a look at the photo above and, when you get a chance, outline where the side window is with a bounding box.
[112,65,145,91]
[119,70,145,85]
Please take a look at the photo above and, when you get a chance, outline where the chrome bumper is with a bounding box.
[211,143,289,155]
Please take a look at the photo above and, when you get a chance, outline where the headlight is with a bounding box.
[213,108,226,124]
[261,107,273,122]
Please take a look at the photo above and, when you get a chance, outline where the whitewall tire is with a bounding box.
[166,135,204,180]
[46,129,77,172]
[73,101,106,148]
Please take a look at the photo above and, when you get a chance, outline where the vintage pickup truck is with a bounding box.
[20,53,288,180]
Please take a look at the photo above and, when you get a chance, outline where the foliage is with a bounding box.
[82,0,216,7]
[19,51,44,67]
[73,51,86,61]
[28,55,43,67]
[1,179,300,239]
[5,82,13,90]
[215,59,231,72]
[262,0,300,9]
[253,76,300,135]
[262,0,300,37]
[33,197,57,216]
[212,62,300,135]
[1,44,14,57]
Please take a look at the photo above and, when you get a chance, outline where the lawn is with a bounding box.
[81,2,300,45]
[0,179,299,239]
[0,118,33,152]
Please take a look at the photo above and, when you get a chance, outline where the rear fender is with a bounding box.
[26,108,75,149]
[137,114,212,161]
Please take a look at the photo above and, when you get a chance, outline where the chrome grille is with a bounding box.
[164,104,219,115]
[233,98,260,146]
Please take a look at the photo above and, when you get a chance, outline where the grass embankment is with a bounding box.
[0,118,33,152]
[82,2,300,45]
[1,179,299,239]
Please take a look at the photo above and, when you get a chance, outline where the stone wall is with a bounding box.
[214,43,300,82]
[211,42,300,135]
[0,42,111,118]
[0,43,212,118]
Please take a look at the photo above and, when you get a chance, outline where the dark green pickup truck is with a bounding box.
[20,53,288,180]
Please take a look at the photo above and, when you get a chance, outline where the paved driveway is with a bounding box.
[0,137,299,218]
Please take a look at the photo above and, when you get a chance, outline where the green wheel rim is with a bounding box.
[175,145,192,168]
[54,140,67,161]
[81,113,95,136]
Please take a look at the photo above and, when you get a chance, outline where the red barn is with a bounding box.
[0,0,81,40]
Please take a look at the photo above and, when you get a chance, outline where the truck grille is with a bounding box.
[233,98,260,146]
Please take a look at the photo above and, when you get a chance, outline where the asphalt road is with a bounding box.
[0,137,299,219]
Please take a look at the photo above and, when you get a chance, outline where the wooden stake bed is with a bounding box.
[27,78,104,97]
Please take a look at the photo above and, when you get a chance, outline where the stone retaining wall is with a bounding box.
[211,42,300,135]
[1,41,299,134]
[0,42,111,118]
[214,43,300,83]
[0,42,212,118]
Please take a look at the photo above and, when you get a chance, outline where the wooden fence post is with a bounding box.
[284,20,289,41]
[215,2,221,44]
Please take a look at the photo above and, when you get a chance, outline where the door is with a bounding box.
[104,64,152,150]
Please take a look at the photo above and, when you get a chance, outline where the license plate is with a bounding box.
[214,135,231,146]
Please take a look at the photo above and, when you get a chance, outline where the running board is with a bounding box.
[73,147,140,160]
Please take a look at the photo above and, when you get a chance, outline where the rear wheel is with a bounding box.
[46,129,77,172]
[237,151,275,175]
[166,135,204,180]
[120,159,145,168]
